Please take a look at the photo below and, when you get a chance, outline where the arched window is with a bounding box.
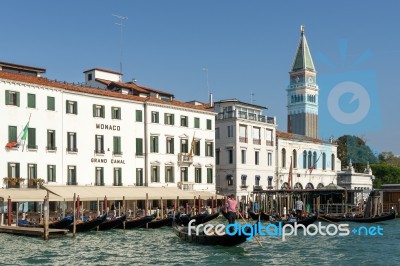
[294,182,303,189]
[308,151,312,169]
[281,182,289,190]
[305,183,314,189]
[317,183,324,189]
[313,151,317,169]
[331,153,335,170]
[303,151,307,169]
[282,148,286,168]
[293,149,297,168]
[322,153,326,170]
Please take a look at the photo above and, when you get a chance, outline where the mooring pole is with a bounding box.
[43,191,49,240]
[72,193,76,237]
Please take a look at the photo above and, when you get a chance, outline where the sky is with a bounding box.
[2,1,400,155]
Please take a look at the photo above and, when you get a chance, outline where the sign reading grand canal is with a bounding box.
[96,123,121,131]
[91,158,125,164]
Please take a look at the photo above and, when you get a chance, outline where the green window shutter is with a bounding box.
[8,126,17,142]
[34,164,37,178]
[16,92,20,107]
[195,118,200,128]
[136,138,143,155]
[171,114,175,125]
[16,163,20,177]
[93,104,96,117]
[73,133,77,148]
[207,119,212,130]
[74,101,78,114]
[28,128,36,146]
[47,96,55,111]
[164,113,167,124]
[156,112,159,123]
[66,100,69,113]
[53,165,56,182]
[171,138,174,154]
[28,94,36,108]
[155,136,158,152]
[136,110,142,122]
[5,90,10,105]
[102,106,105,118]
[7,163,11,177]
[113,136,121,153]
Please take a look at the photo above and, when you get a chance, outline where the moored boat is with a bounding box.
[98,214,127,231]
[321,211,396,223]
[271,214,318,227]
[68,213,107,233]
[248,210,269,221]
[18,216,73,229]
[140,216,173,229]
[117,215,155,229]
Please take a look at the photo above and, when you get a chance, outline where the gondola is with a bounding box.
[201,212,220,224]
[321,211,396,223]
[68,213,107,233]
[18,216,73,229]
[117,215,155,229]
[172,220,250,246]
[248,210,269,221]
[98,214,127,231]
[271,214,318,227]
[139,216,173,229]
[178,212,210,226]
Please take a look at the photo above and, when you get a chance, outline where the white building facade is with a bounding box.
[0,62,216,194]
[213,99,277,199]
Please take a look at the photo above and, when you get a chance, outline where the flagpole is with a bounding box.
[21,113,32,152]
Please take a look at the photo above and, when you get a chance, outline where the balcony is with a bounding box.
[178,181,194,190]
[266,140,273,146]
[178,153,193,165]
[253,185,263,191]
[239,137,248,143]
[217,110,276,125]
[253,139,261,145]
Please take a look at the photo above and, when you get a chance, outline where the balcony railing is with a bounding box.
[217,110,276,125]
[266,140,273,146]
[253,185,263,191]
[253,139,261,145]
[239,137,247,143]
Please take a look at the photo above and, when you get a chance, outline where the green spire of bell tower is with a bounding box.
[291,25,315,72]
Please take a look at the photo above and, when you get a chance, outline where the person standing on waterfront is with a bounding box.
[227,194,238,224]
[295,198,304,221]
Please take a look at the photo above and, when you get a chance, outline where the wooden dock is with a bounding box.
[0,226,69,238]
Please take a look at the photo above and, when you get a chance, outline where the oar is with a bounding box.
[318,215,341,226]
[237,211,263,247]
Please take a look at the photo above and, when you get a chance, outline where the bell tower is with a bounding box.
[287,25,318,139]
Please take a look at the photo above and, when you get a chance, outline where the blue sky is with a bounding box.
[2,1,400,155]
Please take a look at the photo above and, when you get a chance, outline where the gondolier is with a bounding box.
[295,197,304,221]
[227,194,238,224]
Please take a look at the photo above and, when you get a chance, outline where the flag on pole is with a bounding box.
[21,122,29,141]
[288,157,293,189]
[188,137,195,158]
[309,152,322,174]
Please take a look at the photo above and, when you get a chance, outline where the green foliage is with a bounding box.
[336,135,377,172]
[378,151,400,167]
[371,163,400,188]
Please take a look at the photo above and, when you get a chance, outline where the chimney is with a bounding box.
[209,93,214,107]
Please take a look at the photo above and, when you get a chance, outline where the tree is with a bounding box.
[371,163,400,188]
[336,135,377,172]
[378,151,400,167]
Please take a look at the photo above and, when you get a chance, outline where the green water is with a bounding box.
[0,218,399,265]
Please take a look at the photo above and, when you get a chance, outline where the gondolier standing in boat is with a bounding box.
[295,197,303,221]
[226,194,238,224]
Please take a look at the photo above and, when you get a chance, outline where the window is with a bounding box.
[47,130,56,151]
[293,150,297,168]
[181,116,188,127]
[151,111,159,123]
[207,168,213,184]
[241,149,246,164]
[267,152,272,166]
[205,142,213,157]
[241,175,247,187]
[216,149,220,165]
[95,135,104,154]
[27,93,36,108]
[206,119,212,130]
[266,129,273,146]
[308,151,312,169]
[136,138,143,156]
[113,136,122,155]
[255,175,260,186]
[151,166,160,182]
[7,162,20,178]
[166,137,174,154]
[322,153,326,170]
[8,126,17,143]
[255,151,259,165]
[181,167,188,182]
[67,132,77,152]
[194,140,200,156]
[47,96,55,111]
[136,110,143,122]
[195,168,202,183]
[88,73,92,81]
[66,100,78,114]
[114,167,122,186]
[150,136,159,153]
[331,153,335,170]
[227,125,234,138]
[136,168,144,186]
[228,149,233,164]
[112,107,121,119]
[281,148,286,168]
[95,167,104,186]
[227,175,233,186]
[27,163,37,180]
[5,90,20,106]
[239,125,247,143]
[47,165,56,182]
[268,176,273,188]
[93,104,105,118]
[253,127,261,144]
[303,151,307,168]
[165,113,174,125]
[215,128,220,139]
[180,139,188,153]
[165,166,174,183]
[194,117,200,128]
[312,151,317,169]
[27,128,37,149]
[67,166,77,185]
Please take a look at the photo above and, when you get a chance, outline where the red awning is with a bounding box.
[5,142,18,149]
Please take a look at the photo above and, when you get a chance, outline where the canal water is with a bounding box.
[0,217,399,265]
